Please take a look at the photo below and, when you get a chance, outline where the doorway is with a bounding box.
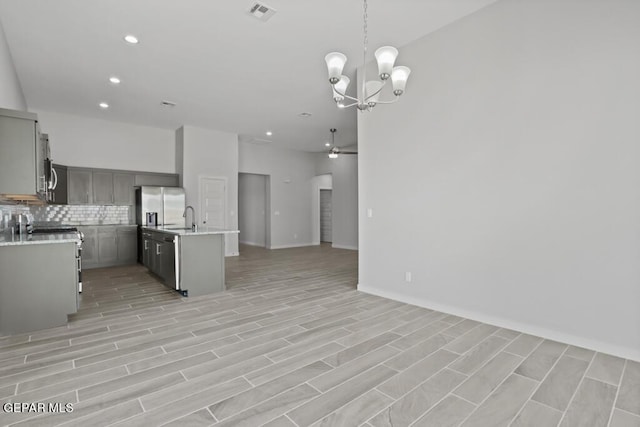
[320,189,333,243]
[238,173,269,248]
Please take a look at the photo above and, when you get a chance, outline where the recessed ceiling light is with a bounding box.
[298,112,312,118]
[99,102,109,109]
[124,35,139,44]
[325,142,331,147]
[265,131,273,136]
[109,76,121,84]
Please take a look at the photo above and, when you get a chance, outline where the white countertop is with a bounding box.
[141,225,239,236]
[0,232,81,247]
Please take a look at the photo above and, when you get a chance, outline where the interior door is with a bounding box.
[199,177,226,228]
[320,189,333,243]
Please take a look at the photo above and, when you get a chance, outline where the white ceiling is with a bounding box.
[0,0,496,152]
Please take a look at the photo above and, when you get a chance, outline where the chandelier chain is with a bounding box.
[363,0,368,55]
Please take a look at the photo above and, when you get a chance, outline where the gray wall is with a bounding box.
[358,0,640,360]
[0,19,26,110]
[178,125,239,256]
[238,173,267,247]
[316,152,358,250]
[239,142,316,249]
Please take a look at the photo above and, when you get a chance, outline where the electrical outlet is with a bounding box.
[405,272,412,283]
[294,233,298,239]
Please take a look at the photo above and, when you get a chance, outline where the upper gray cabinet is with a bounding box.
[0,109,40,198]
[65,166,177,206]
[93,172,114,205]
[68,169,93,204]
[134,173,179,187]
[113,173,135,205]
[67,169,137,206]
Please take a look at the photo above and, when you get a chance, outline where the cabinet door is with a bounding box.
[134,173,179,187]
[142,236,150,267]
[68,169,93,204]
[79,226,98,268]
[117,227,137,264]
[93,172,114,205]
[98,228,118,264]
[0,114,37,195]
[151,240,163,275]
[51,164,68,204]
[161,238,176,288]
[113,173,135,205]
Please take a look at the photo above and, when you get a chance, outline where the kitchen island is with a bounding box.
[0,233,80,334]
[140,226,239,297]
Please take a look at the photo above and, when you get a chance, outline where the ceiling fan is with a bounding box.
[327,128,357,159]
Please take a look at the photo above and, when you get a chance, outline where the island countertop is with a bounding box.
[140,225,239,236]
[0,232,81,247]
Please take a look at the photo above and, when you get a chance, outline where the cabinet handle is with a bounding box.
[144,240,148,250]
[156,243,161,255]
[86,192,89,203]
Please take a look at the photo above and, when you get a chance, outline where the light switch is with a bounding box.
[274,210,280,216]
[367,208,373,218]
[405,272,412,283]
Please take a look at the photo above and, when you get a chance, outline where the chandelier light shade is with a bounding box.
[324,0,410,112]
[391,66,411,96]
[374,46,398,79]
[325,53,347,84]
[333,76,350,102]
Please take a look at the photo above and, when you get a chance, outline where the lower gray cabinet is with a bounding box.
[79,226,98,269]
[98,227,118,264]
[80,225,137,269]
[117,227,137,263]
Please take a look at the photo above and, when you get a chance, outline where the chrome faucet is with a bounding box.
[183,206,197,232]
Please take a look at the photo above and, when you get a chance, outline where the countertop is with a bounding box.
[0,232,81,247]
[141,225,239,236]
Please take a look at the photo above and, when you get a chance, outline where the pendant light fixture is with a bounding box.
[324,0,411,112]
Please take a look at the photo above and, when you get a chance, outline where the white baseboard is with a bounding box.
[269,242,314,249]
[332,244,358,250]
[358,284,640,362]
[239,241,266,248]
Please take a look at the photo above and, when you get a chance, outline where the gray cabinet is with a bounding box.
[80,225,137,269]
[68,169,93,204]
[142,230,152,267]
[134,173,179,187]
[142,229,176,286]
[114,173,135,205]
[117,226,137,263]
[98,226,118,264]
[0,242,78,334]
[0,109,41,198]
[79,226,98,268]
[51,164,68,204]
[93,172,114,205]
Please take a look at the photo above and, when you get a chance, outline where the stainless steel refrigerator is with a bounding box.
[135,186,186,261]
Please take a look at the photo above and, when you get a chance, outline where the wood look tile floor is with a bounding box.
[1,243,638,426]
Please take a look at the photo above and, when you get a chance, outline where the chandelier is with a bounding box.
[324,0,411,112]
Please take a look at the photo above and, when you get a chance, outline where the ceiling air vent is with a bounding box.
[248,2,277,22]
[161,100,176,107]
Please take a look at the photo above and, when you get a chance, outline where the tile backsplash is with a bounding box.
[0,204,132,226]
